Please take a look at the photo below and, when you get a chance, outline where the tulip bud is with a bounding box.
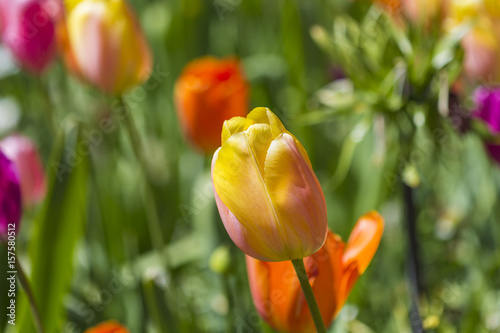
[0,150,22,240]
[84,321,128,333]
[246,212,384,333]
[211,108,328,262]
[174,56,249,153]
[0,134,46,207]
[65,0,152,94]
[0,0,57,73]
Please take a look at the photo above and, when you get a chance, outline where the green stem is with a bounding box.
[117,97,172,273]
[221,274,235,332]
[291,259,327,333]
[37,77,56,135]
[15,260,44,333]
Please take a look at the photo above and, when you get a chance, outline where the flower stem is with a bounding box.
[291,258,326,333]
[117,97,173,275]
[15,260,45,333]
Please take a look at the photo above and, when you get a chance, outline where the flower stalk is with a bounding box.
[291,258,327,333]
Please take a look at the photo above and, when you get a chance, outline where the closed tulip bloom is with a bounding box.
[0,150,22,239]
[211,108,328,262]
[84,321,128,333]
[65,0,152,94]
[175,56,249,152]
[0,0,57,73]
[0,134,46,207]
[246,212,384,333]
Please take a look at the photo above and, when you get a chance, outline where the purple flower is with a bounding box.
[0,149,22,240]
[473,86,500,135]
[486,144,500,165]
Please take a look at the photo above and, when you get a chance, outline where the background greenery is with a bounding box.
[1,0,499,332]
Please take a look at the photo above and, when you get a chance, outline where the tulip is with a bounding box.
[373,0,402,15]
[174,56,249,152]
[246,211,384,333]
[84,321,128,333]
[446,0,500,82]
[211,107,328,262]
[0,0,57,73]
[0,134,46,207]
[0,149,22,239]
[473,86,500,134]
[64,0,152,94]
[473,86,500,165]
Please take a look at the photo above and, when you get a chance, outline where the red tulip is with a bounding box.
[0,0,57,73]
[246,211,384,333]
[175,56,249,153]
[0,134,46,207]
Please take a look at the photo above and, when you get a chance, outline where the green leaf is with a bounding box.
[16,123,89,333]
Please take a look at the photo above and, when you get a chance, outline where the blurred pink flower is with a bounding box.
[0,150,22,239]
[0,0,57,73]
[0,134,46,207]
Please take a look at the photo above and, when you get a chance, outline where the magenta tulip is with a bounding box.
[473,87,500,165]
[0,0,57,73]
[0,149,22,239]
[0,134,46,207]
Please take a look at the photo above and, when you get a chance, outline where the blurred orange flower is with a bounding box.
[174,56,249,153]
[84,321,128,333]
[246,211,384,333]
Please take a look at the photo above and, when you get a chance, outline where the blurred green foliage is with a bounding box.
[0,0,499,332]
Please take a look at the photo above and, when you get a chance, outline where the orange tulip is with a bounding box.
[246,211,384,333]
[174,56,249,153]
[84,321,128,333]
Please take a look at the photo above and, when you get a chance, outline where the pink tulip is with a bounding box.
[0,134,46,207]
[0,0,57,73]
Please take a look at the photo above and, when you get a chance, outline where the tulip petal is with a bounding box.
[247,107,286,138]
[213,126,289,261]
[342,211,384,274]
[221,117,253,145]
[264,133,328,260]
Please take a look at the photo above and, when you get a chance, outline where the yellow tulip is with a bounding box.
[211,108,328,262]
[65,0,152,94]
